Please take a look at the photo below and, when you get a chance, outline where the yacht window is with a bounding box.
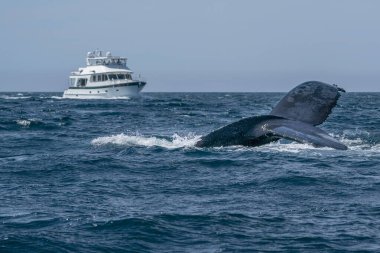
[70,78,76,86]
[102,74,108,81]
[126,74,132,80]
[117,74,125,79]
[78,78,87,87]
[91,75,96,82]
[97,75,102,82]
[108,74,117,80]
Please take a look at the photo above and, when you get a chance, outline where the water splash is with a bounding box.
[252,134,380,155]
[257,141,330,153]
[91,133,201,149]
[90,132,379,154]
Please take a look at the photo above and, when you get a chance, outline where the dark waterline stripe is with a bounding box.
[67,81,146,89]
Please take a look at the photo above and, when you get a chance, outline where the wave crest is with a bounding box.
[16,119,35,127]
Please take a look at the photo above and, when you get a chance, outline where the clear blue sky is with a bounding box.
[1,0,379,92]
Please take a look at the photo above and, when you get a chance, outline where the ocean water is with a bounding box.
[0,92,379,252]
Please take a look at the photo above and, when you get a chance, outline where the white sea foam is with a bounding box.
[213,134,380,155]
[339,136,380,155]
[0,95,31,100]
[91,133,201,149]
[371,144,380,153]
[15,118,42,127]
[258,142,330,153]
[16,119,32,127]
[91,132,379,155]
[255,135,380,155]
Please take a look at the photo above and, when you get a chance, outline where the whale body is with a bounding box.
[195,81,347,150]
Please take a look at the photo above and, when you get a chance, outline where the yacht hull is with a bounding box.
[63,81,146,99]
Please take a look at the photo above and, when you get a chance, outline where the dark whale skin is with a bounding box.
[270,81,342,126]
[195,115,282,148]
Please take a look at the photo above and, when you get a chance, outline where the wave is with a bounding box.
[91,133,201,149]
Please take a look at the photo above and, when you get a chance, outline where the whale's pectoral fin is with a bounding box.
[263,119,348,150]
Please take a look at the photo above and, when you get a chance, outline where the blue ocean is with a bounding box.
[0,92,379,252]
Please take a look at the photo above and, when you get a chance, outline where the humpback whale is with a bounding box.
[195,81,347,150]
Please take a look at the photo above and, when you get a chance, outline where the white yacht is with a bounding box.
[63,50,146,98]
